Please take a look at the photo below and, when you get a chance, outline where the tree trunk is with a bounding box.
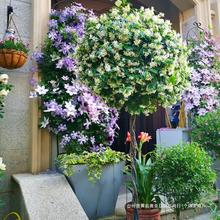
[176,209,181,220]
[129,115,137,159]
[129,115,139,206]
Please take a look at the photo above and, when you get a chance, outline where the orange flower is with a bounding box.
[125,131,131,143]
[138,132,152,143]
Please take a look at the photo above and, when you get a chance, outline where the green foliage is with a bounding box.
[77,0,190,115]
[154,143,216,218]
[0,39,29,54]
[209,202,220,220]
[57,148,126,182]
[192,109,220,155]
[126,153,160,207]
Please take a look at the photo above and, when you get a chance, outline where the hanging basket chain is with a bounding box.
[4,7,23,43]
[11,16,22,42]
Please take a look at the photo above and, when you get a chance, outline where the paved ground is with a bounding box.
[190,213,211,220]
[99,188,214,220]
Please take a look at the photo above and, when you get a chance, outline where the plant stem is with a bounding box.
[176,209,181,220]
[129,115,137,159]
[129,115,138,204]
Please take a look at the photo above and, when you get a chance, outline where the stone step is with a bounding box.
[13,173,88,220]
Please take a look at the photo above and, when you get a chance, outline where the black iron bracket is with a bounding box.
[7,5,13,29]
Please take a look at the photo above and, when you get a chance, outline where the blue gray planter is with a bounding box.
[66,161,125,220]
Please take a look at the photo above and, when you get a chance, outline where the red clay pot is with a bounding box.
[125,203,161,220]
[0,49,27,69]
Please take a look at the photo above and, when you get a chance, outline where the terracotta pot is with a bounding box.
[125,203,161,220]
[0,49,27,69]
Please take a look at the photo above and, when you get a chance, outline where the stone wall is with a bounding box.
[0,0,32,217]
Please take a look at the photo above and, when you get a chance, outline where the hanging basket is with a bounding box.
[0,49,27,69]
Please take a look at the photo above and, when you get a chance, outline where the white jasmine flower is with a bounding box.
[100,14,107,22]
[96,24,101,29]
[115,0,122,7]
[123,5,130,13]
[0,157,6,171]
[0,89,9,96]
[0,74,9,84]
[112,41,119,48]
[134,39,141,46]
[105,63,111,72]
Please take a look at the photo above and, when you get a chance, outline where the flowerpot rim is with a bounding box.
[0,48,27,58]
[68,160,125,167]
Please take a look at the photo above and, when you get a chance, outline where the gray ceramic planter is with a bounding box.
[66,161,125,220]
[213,157,220,204]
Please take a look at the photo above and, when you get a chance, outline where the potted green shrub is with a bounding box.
[30,4,126,220]
[58,148,126,219]
[192,109,220,200]
[125,132,161,220]
[0,30,29,69]
[154,143,216,220]
[77,0,190,216]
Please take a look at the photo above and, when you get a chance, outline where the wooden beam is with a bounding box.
[169,0,195,11]
[31,0,51,174]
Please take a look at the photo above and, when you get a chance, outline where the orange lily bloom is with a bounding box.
[138,132,152,144]
[126,131,131,143]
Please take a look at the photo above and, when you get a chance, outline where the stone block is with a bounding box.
[13,173,89,220]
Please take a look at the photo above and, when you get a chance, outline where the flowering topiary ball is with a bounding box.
[77,0,190,115]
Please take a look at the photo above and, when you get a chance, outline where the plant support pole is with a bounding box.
[129,115,137,159]
[129,115,139,220]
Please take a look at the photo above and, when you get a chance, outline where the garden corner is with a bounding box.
[0,0,220,220]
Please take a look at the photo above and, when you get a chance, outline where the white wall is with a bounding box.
[0,0,32,217]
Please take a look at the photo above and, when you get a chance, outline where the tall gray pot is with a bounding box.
[213,157,220,204]
[66,161,125,220]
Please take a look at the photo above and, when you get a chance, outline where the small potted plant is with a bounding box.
[0,73,13,118]
[125,132,161,220]
[58,148,126,220]
[0,30,29,69]
[154,143,216,220]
